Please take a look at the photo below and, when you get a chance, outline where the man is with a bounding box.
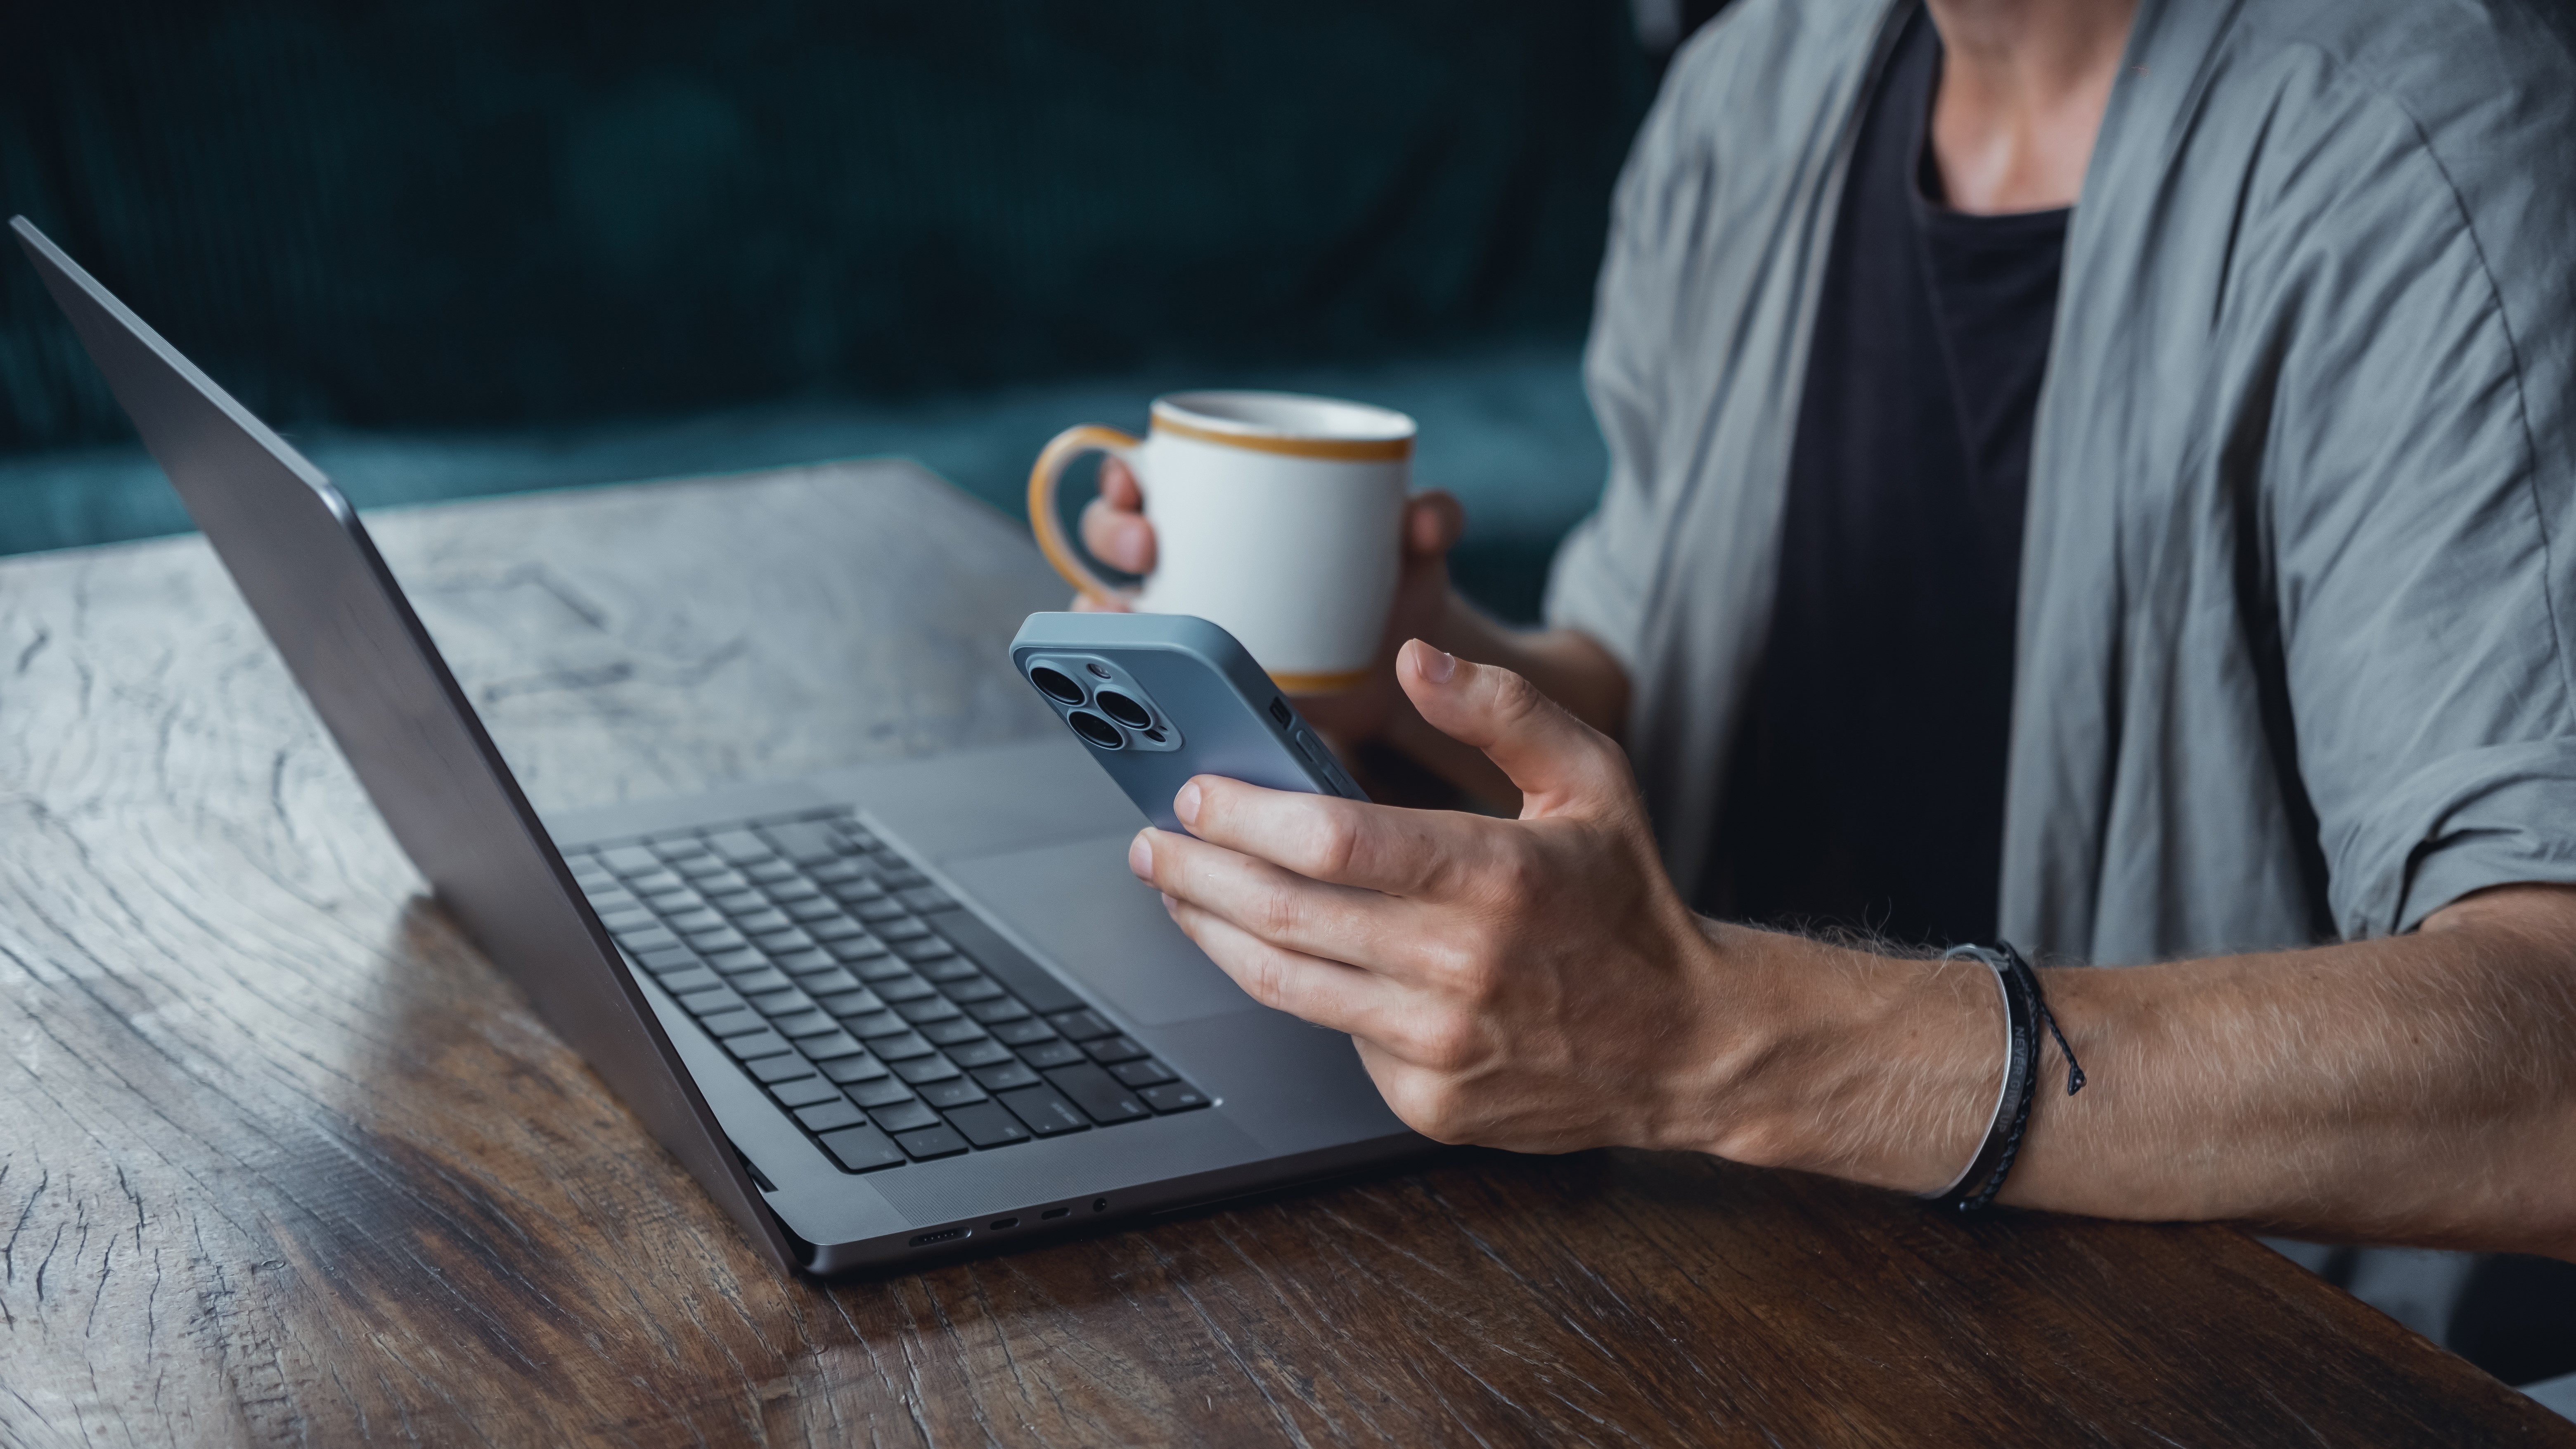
[1080,0,2576,1260]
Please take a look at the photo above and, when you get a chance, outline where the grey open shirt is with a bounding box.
[1547,0,2576,965]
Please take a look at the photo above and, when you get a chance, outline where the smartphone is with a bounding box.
[1010,611,1369,833]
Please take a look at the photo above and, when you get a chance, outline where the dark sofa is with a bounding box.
[0,1,1652,618]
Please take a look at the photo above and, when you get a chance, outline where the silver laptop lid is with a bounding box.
[8,215,796,1272]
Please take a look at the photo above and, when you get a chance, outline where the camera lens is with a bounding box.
[1096,691,1151,729]
[1029,666,1084,703]
[1067,710,1123,749]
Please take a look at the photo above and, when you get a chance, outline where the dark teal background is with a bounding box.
[1,1,1653,616]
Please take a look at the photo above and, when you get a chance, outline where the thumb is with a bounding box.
[1397,639,1631,816]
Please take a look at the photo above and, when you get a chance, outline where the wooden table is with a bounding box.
[1,461,2563,1446]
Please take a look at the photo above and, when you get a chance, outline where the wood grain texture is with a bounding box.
[0,460,2565,1446]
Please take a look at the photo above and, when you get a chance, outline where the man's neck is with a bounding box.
[1923,0,2141,215]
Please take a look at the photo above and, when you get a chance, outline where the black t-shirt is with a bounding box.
[1703,6,2068,948]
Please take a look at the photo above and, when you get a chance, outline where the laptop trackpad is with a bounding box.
[941,832,1260,1028]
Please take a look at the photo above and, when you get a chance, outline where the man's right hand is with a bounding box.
[1076,456,1468,744]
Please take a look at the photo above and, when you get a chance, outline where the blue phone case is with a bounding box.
[1009,612,1369,833]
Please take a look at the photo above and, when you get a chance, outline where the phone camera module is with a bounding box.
[1067,710,1124,749]
[1085,662,1113,679]
[1095,691,1151,729]
[1030,665,1084,704]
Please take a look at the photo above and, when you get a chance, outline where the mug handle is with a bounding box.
[1027,424,1144,606]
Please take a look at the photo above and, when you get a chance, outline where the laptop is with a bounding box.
[10,215,1426,1274]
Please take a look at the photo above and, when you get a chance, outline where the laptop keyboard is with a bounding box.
[564,809,1210,1174]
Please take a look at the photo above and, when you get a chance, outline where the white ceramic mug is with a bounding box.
[1028,391,1414,694]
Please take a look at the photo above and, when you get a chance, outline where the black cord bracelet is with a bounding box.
[1926,940,2086,1213]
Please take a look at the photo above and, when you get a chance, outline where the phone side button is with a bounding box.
[1291,728,1326,765]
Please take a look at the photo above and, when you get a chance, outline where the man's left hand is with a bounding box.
[1126,640,1753,1155]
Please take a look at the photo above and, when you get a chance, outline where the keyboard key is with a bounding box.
[598,907,657,936]
[617,926,681,954]
[832,937,893,964]
[854,959,914,985]
[828,877,888,903]
[1018,1040,1085,1070]
[706,947,765,973]
[874,1032,937,1061]
[663,908,723,935]
[941,975,1006,1002]
[770,1077,843,1108]
[998,1085,1091,1137]
[818,1125,905,1172]
[894,997,961,1025]
[781,899,840,926]
[945,1101,1033,1148]
[707,829,770,863]
[651,835,711,862]
[894,1125,970,1160]
[764,876,822,904]
[811,858,867,883]
[724,1030,794,1062]
[746,988,815,1016]
[849,1077,916,1108]
[795,967,863,995]
[627,868,685,895]
[1045,1063,1151,1124]
[854,898,909,923]
[654,966,721,995]
[796,1099,871,1133]
[681,987,749,1016]
[884,880,952,912]
[921,1077,988,1108]
[808,918,867,943]
[972,1060,1042,1091]
[773,948,836,973]
[708,889,765,915]
[674,854,732,878]
[876,975,937,1004]
[992,1018,1057,1046]
[801,1032,871,1063]
[921,1019,987,1047]
[771,1009,840,1039]
[918,957,980,985]
[745,860,798,884]
[1110,1058,1179,1089]
[751,928,816,954]
[893,1055,961,1084]
[748,1053,818,1083]
[947,1039,1017,1069]
[872,1099,942,1134]
[966,997,1030,1024]
[877,917,932,942]
[893,935,956,963]
[820,1054,888,1083]
[734,908,792,935]
[1083,1035,1151,1065]
[703,1011,771,1041]
[601,845,660,875]
[1049,1009,1116,1042]
[881,869,931,892]
[844,1010,909,1039]
[817,989,887,1017]
[685,926,750,953]
[1139,1082,1211,1113]
[758,819,842,864]
[635,945,698,973]
[727,967,794,996]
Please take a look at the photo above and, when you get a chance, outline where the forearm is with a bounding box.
[1709,893,2576,1257]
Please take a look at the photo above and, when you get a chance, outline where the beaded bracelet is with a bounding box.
[1924,941,2086,1213]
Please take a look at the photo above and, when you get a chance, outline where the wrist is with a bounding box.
[1685,927,2002,1193]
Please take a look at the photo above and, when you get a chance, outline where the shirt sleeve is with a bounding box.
[1541,29,1726,681]
[2257,86,2576,937]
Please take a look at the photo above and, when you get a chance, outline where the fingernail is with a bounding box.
[1127,832,1153,879]
[1418,643,1458,684]
[1174,779,1202,826]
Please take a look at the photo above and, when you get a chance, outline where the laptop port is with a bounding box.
[1041,1206,1071,1220]
[908,1227,969,1248]
[1092,1197,1109,1213]
[990,1217,1019,1230]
